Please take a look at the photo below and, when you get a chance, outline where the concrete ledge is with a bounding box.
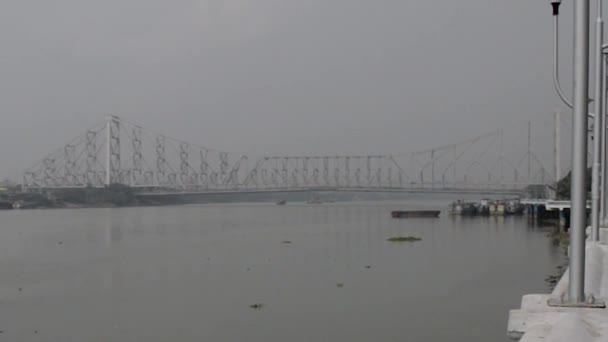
[507,229,608,341]
[508,294,608,341]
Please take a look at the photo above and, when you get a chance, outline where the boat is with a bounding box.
[505,199,524,215]
[276,200,287,205]
[391,210,440,218]
[489,201,506,216]
[450,200,478,216]
[478,199,491,216]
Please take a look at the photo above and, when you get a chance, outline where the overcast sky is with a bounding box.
[0,0,584,179]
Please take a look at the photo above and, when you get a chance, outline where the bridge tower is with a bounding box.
[105,115,121,186]
[85,130,98,186]
[156,135,167,185]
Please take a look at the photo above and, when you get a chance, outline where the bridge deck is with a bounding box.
[133,187,527,196]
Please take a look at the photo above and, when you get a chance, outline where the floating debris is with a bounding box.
[282,241,292,244]
[545,272,564,286]
[18,288,22,292]
[365,265,371,269]
[545,275,560,284]
[387,236,422,242]
[58,241,63,245]
[249,303,264,310]
[336,283,344,288]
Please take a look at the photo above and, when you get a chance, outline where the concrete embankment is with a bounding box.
[508,229,608,341]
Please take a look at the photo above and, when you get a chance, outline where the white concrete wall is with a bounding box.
[507,229,608,341]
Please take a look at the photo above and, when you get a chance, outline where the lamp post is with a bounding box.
[552,0,574,108]
[549,0,589,305]
[553,0,607,242]
[569,0,590,304]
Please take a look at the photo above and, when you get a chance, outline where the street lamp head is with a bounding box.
[551,0,562,16]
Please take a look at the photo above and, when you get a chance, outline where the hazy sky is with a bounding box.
[0,0,582,179]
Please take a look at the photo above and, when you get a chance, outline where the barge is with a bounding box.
[391,210,441,218]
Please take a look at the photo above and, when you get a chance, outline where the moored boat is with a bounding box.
[489,201,506,216]
[450,200,478,216]
[506,199,524,215]
[478,199,490,216]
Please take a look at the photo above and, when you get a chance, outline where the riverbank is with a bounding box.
[2,185,150,209]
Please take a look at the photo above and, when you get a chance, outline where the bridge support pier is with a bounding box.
[559,209,567,232]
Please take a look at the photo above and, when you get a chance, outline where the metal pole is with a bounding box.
[105,115,112,186]
[528,121,532,181]
[500,129,504,186]
[569,0,590,303]
[553,0,598,122]
[431,149,435,189]
[555,110,561,192]
[591,0,604,241]
[603,53,608,223]
[553,2,574,108]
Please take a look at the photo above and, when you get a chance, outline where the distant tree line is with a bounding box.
[555,168,592,200]
[51,184,137,207]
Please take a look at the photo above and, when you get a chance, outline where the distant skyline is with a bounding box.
[0,0,585,180]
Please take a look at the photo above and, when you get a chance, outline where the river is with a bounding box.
[0,200,564,341]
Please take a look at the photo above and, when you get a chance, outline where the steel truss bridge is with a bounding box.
[22,116,554,195]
